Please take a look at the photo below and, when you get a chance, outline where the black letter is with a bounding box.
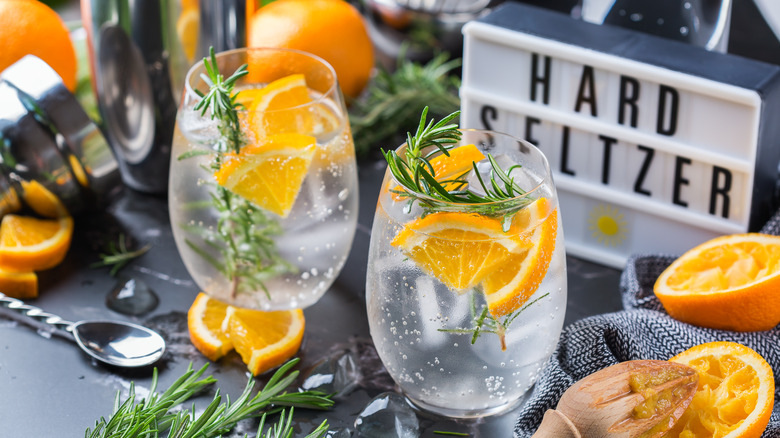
[598,135,617,185]
[657,85,679,136]
[618,76,640,127]
[560,126,575,176]
[575,65,597,117]
[480,105,497,131]
[530,53,551,105]
[673,156,691,207]
[634,145,654,196]
[709,165,732,218]
[525,116,541,146]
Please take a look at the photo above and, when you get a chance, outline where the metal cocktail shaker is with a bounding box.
[80,0,248,195]
[0,55,120,217]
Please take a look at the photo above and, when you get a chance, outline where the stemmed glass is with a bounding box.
[366,128,567,418]
[169,48,358,310]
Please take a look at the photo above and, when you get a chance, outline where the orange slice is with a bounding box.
[654,233,780,331]
[392,212,528,292]
[21,180,67,219]
[187,292,233,361]
[0,267,37,299]
[227,305,305,376]
[0,214,73,271]
[238,74,313,138]
[669,342,774,438]
[389,144,486,199]
[482,198,558,317]
[213,132,316,217]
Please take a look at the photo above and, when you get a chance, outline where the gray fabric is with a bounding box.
[513,214,780,437]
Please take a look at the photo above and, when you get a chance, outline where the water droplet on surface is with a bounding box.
[106,276,159,315]
[354,392,420,438]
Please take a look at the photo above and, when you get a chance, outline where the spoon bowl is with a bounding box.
[0,292,165,368]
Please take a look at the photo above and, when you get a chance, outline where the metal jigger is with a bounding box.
[0,55,121,217]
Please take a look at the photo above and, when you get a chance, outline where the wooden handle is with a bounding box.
[531,409,581,438]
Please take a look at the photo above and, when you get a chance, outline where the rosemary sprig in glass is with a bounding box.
[179,47,293,298]
[85,359,333,438]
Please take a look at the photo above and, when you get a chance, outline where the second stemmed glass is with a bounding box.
[169,48,358,310]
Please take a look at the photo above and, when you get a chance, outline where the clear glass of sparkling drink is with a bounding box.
[366,127,567,418]
[170,47,358,310]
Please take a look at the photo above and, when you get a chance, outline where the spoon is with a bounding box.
[532,360,699,438]
[0,291,165,368]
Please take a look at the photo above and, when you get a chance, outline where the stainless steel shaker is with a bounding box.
[81,0,184,194]
[0,55,120,217]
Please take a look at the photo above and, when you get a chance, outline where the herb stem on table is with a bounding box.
[89,233,150,276]
[85,358,333,438]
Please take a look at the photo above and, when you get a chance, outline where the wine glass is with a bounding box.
[169,47,358,310]
[366,128,567,418]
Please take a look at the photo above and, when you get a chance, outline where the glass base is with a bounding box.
[403,392,526,419]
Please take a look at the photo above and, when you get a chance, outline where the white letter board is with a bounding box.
[461,2,780,268]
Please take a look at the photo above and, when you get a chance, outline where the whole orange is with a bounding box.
[247,0,374,100]
[0,0,77,91]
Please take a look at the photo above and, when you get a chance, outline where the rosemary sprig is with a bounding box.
[256,408,329,438]
[85,359,333,438]
[90,233,151,276]
[382,108,532,222]
[349,49,461,157]
[181,47,293,297]
[439,292,550,351]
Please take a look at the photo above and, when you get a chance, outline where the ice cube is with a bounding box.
[354,392,420,438]
[465,154,540,196]
[301,350,360,398]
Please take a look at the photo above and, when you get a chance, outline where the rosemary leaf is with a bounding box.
[89,233,151,276]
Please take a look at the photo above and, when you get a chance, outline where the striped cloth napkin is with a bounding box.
[513,211,780,437]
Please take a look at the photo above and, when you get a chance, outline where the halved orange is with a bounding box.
[0,267,37,299]
[669,341,774,438]
[654,233,780,331]
[214,132,316,217]
[187,292,233,361]
[392,212,529,292]
[0,214,73,271]
[482,198,558,317]
[226,305,305,376]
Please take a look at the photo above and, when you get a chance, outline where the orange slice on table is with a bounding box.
[482,198,557,317]
[669,341,774,438]
[0,214,73,271]
[213,132,316,217]
[21,180,67,219]
[187,292,305,375]
[0,267,37,299]
[391,212,528,292]
[654,233,780,332]
[187,292,233,361]
[227,304,305,376]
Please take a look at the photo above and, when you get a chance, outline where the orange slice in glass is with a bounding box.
[214,132,316,217]
[237,73,314,138]
[0,214,73,271]
[482,198,557,317]
[391,212,528,292]
[669,341,774,438]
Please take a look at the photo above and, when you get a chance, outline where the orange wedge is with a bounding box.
[389,144,486,199]
[482,198,558,317]
[227,305,305,376]
[0,214,73,271]
[392,212,528,292]
[187,292,233,361]
[654,233,780,331]
[669,342,774,438]
[186,292,305,375]
[20,180,67,219]
[238,74,314,138]
[213,132,315,217]
[0,267,37,299]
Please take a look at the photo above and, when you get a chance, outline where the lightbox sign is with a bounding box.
[460,2,780,268]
